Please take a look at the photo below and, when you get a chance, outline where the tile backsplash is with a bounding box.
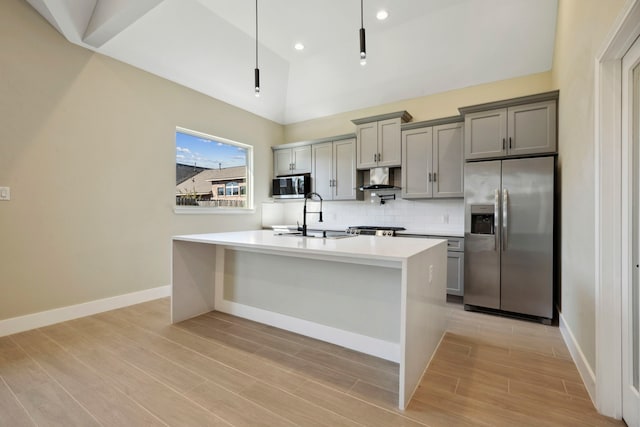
[262,191,464,235]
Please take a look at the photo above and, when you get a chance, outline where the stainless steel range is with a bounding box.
[347,226,406,237]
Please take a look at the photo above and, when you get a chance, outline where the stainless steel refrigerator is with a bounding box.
[464,156,554,322]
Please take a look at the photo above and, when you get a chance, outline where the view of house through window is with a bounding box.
[175,128,251,209]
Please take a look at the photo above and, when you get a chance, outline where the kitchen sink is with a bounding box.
[276,231,355,239]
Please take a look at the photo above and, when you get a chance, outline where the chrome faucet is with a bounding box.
[300,192,323,236]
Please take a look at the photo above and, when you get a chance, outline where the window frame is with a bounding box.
[174,126,254,214]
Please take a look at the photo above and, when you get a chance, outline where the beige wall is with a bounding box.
[0,0,282,320]
[283,72,552,143]
[550,0,625,372]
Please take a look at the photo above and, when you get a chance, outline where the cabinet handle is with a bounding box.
[502,138,506,150]
[373,153,376,162]
[503,188,509,251]
[428,173,432,182]
[433,172,437,182]
[509,137,512,149]
[333,179,337,187]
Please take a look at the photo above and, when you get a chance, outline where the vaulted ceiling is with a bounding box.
[25,0,558,124]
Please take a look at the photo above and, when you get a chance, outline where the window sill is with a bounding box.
[174,206,256,215]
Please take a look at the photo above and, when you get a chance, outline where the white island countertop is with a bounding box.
[174,230,445,262]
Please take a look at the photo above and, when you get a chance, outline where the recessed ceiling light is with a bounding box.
[376,10,388,21]
[294,42,304,51]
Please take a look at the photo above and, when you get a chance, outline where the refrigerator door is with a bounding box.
[500,156,554,318]
[464,160,502,309]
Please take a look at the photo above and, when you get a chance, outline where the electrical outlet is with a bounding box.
[429,265,433,283]
[0,187,9,201]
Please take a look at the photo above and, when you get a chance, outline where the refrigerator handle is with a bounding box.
[503,188,509,251]
[494,189,500,251]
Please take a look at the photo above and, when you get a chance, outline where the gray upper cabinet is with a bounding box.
[461,91,558,161]
[353,111,412,169]
[507,101,557,157]
[464,108,507,160]
[401,127,433,198]
[401,119,464,199]
[433,122,464,198]
[356,121,379,169]
[312,137,362,201]
[273,145,312,176]
[312,142,333,199]
[333,138,360,200]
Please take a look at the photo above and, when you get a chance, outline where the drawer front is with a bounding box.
[445,237,463,251]
[425,236,463,251]
[399,234,464,251]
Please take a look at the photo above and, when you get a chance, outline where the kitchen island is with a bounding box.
[171,230,447,409]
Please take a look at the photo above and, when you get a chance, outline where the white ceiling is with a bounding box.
[25,0,558,125]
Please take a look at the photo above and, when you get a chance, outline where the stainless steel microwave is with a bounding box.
[272,174,310,199]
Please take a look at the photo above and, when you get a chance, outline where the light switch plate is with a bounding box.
[0,187,10,201]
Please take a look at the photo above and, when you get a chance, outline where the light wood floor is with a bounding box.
[0,298,625,426]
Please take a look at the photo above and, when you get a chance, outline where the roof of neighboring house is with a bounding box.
[176,163,209,185]
[176,166,247,196]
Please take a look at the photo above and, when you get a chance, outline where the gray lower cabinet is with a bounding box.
[402,234,464,295]
[446,251,464,296]
[440,236,464,296]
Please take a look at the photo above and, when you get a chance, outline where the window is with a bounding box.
[175,127,253,211]
[225,182,239,196]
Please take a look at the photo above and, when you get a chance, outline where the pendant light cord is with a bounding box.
[255,0,258,68]
[360,0,363,28]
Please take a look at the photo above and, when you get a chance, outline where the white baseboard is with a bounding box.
[0,285,171,337]
[559,311,596,404]
[217,299,401,362]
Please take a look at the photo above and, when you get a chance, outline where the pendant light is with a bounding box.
[359,0,366,65]
[254,0,260,97]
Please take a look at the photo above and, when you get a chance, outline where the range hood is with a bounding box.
[359,167,401,191]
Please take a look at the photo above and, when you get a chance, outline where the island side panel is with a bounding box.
[171,240,217,323]
[219,249,402,360]
[399,240,447,409]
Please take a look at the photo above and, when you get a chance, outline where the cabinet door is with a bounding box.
[333,138,358,200]
[433,122,464,198]
[311,142,333,200]
[378,117,402,167]
[356,122,378,169]
[401,127,433,199]
[292,145,312,174]
[274,149,293,176]
[507,100,557,156]
[464,108,507,160]
[447,252,464,296]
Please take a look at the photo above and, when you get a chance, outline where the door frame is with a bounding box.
[621,33,640,425]
[596,0,640,418]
